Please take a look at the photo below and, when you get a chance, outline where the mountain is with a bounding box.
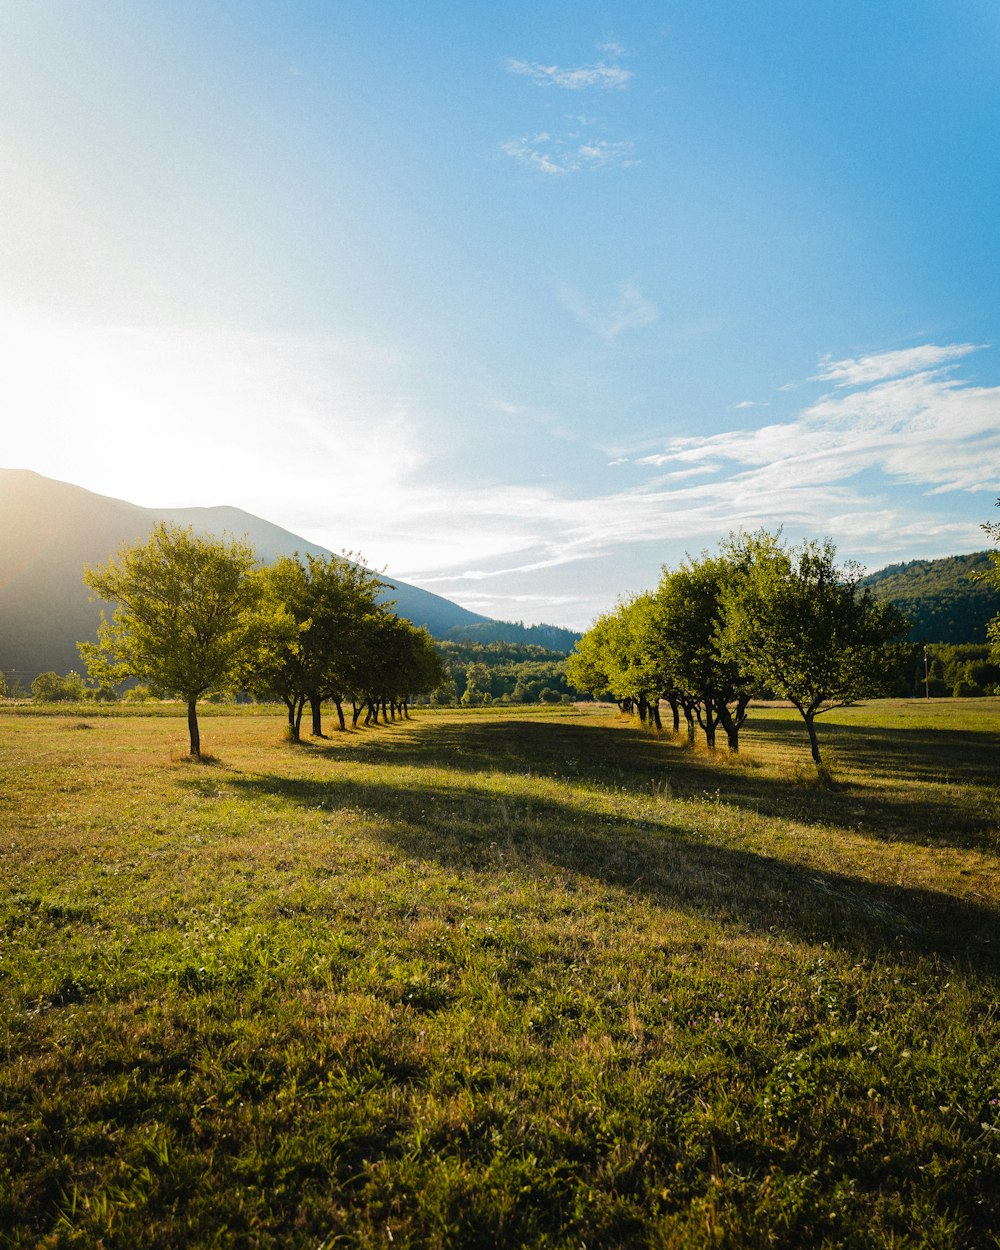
[0,469,489,681]
[862,551,1000,644]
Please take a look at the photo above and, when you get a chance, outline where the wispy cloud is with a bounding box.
[814,342,983,387]
[391,344,1000,617]
[505,58,632,90]
[502,133,636,175]
[558,281,659,340]
[503,45,636,176]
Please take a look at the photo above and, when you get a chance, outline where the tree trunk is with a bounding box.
[187,698,201,758]
[717,704,739,752]
[651,701,662,730]
[805,712,822,764]
[333,697,346,731]
[696,703,718,749]
[310,694,324,737]
[666,696,680,733]
[351,701,362,728]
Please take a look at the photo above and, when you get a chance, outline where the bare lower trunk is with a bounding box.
[805,712,822,764]
[187,698,201,758]
[310,694,324,737]
[333,698,346,731]
[716,702,741,753]
[697,703,718,750]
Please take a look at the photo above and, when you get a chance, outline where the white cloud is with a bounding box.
[814,342,983,387]
[559,281,659,340]
[386,343,1000,608]
[502,133,636,175]
[505,58,632,90]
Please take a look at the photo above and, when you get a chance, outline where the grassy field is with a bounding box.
[1,699,998,1248]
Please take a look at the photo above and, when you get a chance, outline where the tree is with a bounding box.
[347,610,444,725]
[978,497,1000,654]
[566,620,615,702]
[461,661,491,706]
[80,523,270,758]
[651,557,753,751]
[31,671,86,702]
[252,552,386,739]
[719,531,910,765]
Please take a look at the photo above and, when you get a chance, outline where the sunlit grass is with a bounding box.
[1,701,998,1247]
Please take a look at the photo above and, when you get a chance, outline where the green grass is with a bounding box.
[1,700,998,1248]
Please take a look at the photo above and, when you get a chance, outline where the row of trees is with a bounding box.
[568,531,910,765]
[79,524,445,757]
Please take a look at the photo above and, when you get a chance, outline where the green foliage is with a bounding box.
[251,552,386,737]
[720,531,910,763]
[30,670,87,702]
[443,619,581,651]
[863,549,1000,643]
[79,523,269,756]
[569,596,666,724]
[979,497,1000,655]
[902,644,1000,697]
[438,640,573,705]
[652,559,753,749]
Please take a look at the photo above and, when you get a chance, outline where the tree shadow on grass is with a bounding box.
[299,715,1000,855]
[745,716,1000,788]
[221,769,1000,980]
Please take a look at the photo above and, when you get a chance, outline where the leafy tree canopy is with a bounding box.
[79,523,275,757]
[720,531,910,764]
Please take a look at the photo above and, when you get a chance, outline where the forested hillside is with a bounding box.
[434,641,574,705]
[443,620,580,651]
[862,551,1000,643]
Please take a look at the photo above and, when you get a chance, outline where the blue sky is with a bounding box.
[2,1,1000,628]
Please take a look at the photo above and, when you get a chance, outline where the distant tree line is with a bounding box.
[433,640,575,706]
[71,524,445,758]
[443,620,581,651]
[897,644,1000,698]
[568,531,911,766]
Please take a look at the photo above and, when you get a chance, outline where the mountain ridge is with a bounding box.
[0,469,491,679]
